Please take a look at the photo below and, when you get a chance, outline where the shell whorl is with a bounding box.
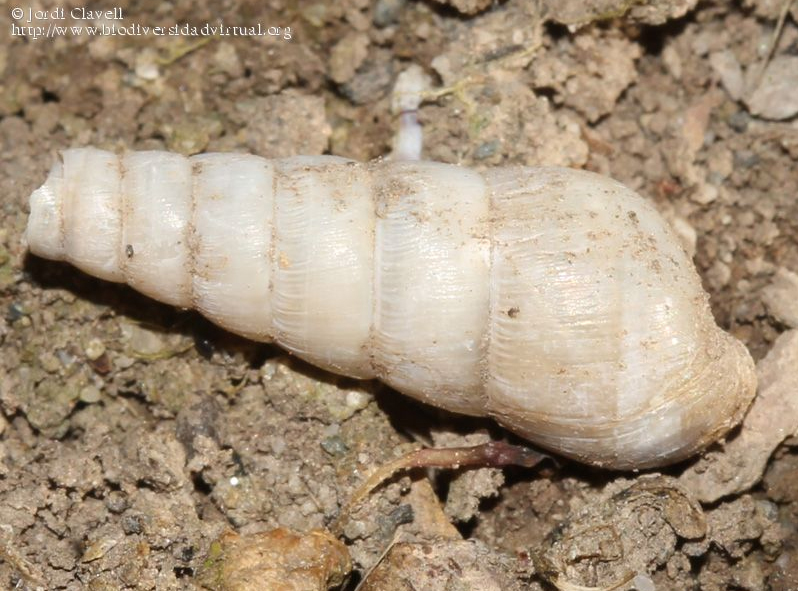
[25,148,757,469]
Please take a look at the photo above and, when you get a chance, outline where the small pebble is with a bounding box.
[762,268,798,328]
[321,435,348,457]
[345,390,370,411]
[709,50,743,100]
[633,573,657,591]
[79,385,102,404]
[134,50,160,81]
[474,140,499,160]
[727,110,750,133]
[733,150,759,169]
[373,0,405,27]
[270,436,286,455]
[745,56,798,120]
[122,514,144,535]
[39,351,62,373]
[55,348,77,368]
[121,323,166,356]
[690,182,718,205]
[105,491,129,514]
[83,338,106,361]
[7,302,26,321]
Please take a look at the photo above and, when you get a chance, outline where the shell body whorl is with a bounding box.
[25,148,757,469]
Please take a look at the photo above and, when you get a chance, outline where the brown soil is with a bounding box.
[1,0,797,589]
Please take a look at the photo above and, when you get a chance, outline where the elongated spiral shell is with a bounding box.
[24,147,756,469]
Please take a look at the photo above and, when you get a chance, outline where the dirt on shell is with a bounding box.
[1,0,798,589]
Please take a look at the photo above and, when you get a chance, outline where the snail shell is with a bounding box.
[24,147,756,469]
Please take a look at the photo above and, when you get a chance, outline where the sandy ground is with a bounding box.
[1,0,798,589]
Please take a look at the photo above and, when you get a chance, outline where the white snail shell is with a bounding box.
[24,147,756,469]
